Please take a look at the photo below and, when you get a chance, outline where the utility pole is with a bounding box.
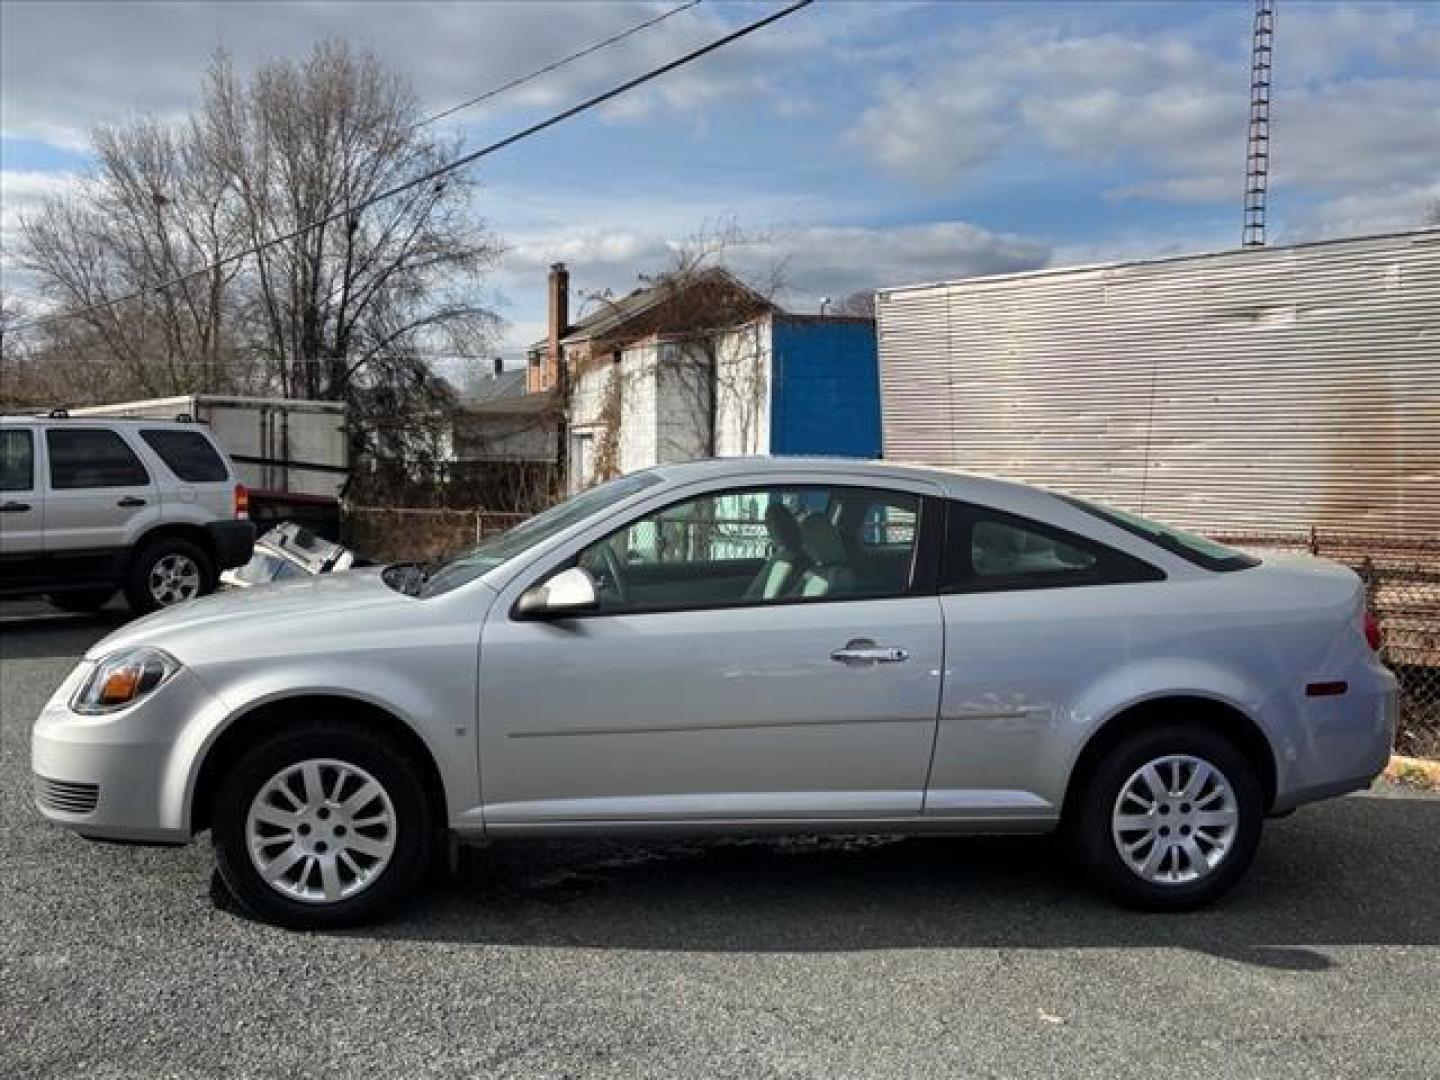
[1242,0,1275,248]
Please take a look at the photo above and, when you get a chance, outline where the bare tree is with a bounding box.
[18,40,502,501]
[1425,198,1440,227]
[20,117,248,397]
[577,219,787,486]
[834,290,876,318]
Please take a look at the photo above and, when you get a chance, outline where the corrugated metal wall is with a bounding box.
[877,230,1440,536]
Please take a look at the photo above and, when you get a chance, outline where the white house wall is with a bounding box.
[714,320,773,457]
[620,342,661,473]
[654,341,713,464]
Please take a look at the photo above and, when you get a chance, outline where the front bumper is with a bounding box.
[31,662,223,843]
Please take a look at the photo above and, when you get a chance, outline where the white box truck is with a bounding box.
[70,395,348,500]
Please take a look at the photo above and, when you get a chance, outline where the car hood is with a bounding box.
[86,568,416,662]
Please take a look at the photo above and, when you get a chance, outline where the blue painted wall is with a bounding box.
[769,318,881,458]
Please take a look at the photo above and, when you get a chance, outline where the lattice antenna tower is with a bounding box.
[1242,0,1276,247]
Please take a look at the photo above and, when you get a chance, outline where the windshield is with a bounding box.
[1060,496,1259,572]
[415,471,664,597]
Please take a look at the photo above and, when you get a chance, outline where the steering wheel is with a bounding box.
[590,542,630,605]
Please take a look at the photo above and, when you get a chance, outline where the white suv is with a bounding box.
[0,413,255,613]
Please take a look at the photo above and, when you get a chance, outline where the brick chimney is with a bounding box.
[545,262,570,392]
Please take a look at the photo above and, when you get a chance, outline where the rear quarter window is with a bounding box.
[140,429,230,483]
[942,501,1165,592]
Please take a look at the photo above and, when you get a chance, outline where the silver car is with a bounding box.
[32,458,1397,928]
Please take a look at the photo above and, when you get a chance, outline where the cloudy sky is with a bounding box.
[2,0,1438,364]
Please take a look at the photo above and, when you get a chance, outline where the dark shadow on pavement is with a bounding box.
[326,791,1440,971]
[0,604,130,661]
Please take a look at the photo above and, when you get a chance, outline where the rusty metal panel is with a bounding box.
[877,230,1440,537]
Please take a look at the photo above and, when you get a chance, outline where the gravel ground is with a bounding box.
[3,601,1439,1079]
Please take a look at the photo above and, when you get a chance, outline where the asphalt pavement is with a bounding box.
[2,599,1438,1079]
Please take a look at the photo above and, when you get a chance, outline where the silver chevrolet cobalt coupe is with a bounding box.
[33,458,1396,928]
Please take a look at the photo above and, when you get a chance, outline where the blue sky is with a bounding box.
[3,1,1437,363]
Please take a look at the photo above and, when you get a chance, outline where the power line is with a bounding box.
[9,0,812,339]
[416,0,703,130]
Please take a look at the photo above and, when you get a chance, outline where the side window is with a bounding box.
[139,429,229,482]
[574,485,922,614]
[46,428,150,490]
[0,430,34,491]
[972,519,1096,578]
[944,502,1163,592]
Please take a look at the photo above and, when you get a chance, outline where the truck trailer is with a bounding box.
[70,394,348,501]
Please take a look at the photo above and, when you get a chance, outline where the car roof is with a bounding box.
[648,456,1067,515]
[0,414,212,433]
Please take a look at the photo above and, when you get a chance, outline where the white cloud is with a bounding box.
[0,1,814,148]
[491,217,1050,354]
[849,83,1006,187]
[1282,179,1440,241]
[0,170,83,292]
[844,9,1440,241]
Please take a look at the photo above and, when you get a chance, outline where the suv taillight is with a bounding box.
[234,484,249,520]
[1364,611,1382,652]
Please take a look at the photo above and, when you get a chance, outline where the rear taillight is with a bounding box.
[234,484,249,520]
[1364,610,1382,652]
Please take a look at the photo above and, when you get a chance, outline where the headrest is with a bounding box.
[763,502,804,556]
[799,513,848,567]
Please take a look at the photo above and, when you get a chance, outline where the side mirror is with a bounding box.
[515,566,600,619]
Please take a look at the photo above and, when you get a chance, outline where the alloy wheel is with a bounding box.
[1111,754,1240,886]
[245,758,397,905]
[148,553,202,605]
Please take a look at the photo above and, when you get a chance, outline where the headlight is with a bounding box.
[72,648,181,714]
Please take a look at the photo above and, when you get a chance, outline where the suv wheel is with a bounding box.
[125,537,213,613]
[47,588,115,614]
[212,723,437,929]
[1069,725,1263,910]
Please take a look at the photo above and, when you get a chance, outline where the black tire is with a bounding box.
[1068,724,1264,911]
[124,537,214,614]
[211,722,437,929]
[47,588,115,614]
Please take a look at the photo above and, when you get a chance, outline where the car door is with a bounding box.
[926,500,1168,822]
[476,478,945,826]
[0,426,46,590]
[42,426,158,584]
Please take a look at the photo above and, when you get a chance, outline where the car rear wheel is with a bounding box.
[125,538,213,613]
[212,723,437,929]
[47,588,115,614]
[1069,725,1263,910]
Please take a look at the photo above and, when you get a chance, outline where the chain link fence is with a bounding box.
[1217,531,1440,758]
[343,506,527,564]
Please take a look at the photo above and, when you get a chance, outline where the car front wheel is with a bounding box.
[212,723,437,929]
[1070,725,1264,910]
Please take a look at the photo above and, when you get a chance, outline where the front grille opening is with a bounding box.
[35,776,100,815]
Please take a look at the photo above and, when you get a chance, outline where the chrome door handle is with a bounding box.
[117,496,147,508]
[830,639,910,665]
[0,500,31,513]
